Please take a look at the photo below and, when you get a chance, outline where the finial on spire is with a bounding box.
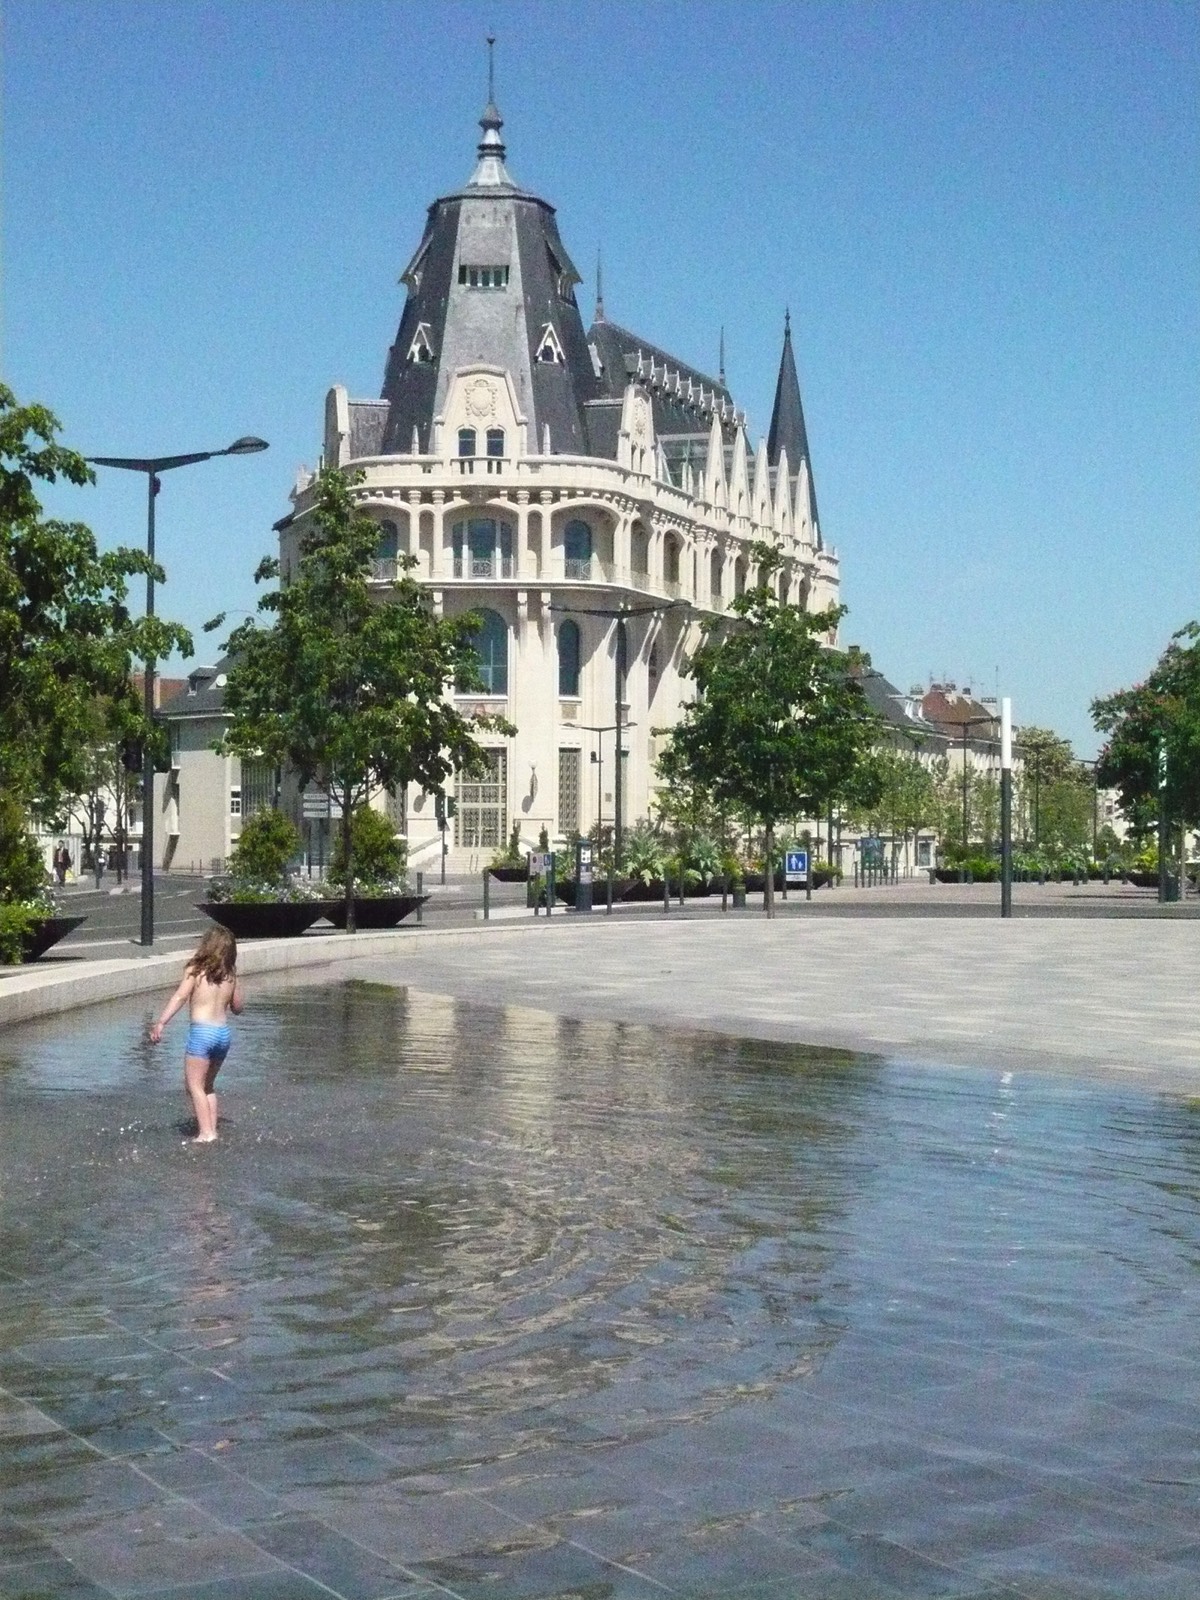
[718,325,726,385]
[595,247,605,321]
[469,33,511,186]
[784,307,791,336]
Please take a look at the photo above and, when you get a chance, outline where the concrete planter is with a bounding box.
[199,902,323,938]
[317,895,427,929]
[19,915,86,962]
[487,864,529,882]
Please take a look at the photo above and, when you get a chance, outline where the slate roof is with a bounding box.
[585,318,737,449]
[158,658,236,719]
[853,668,947,747]
[767,313,818,526]
[378,100,601,457]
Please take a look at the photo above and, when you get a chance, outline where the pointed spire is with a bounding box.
[595,246,605,322]
[767,309,818,526]
[468,34,514,187]
[718,326,726,386]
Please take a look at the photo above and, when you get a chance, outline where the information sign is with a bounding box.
[784,849,809,884]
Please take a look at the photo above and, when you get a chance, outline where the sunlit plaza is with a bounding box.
[2,916,1199,1599]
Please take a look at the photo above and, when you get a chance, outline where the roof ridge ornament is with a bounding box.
[469,34,514,188]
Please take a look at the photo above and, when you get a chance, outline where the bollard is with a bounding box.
[607,862,614,914]
[546,854,555,916]
[416,871,424,924]
[677,868,684,907]
[721,871,728,913]
[482,869,490,921]
[663,874,670,913]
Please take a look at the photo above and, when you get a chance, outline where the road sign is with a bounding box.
[302,789,339,820]
[528,851,550,876]
[785,849,809,884]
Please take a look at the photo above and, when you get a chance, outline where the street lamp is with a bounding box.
[581,722,638,846]
[552,599,682,867]
[86,436,269,945]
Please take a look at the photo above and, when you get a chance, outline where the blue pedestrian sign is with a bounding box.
[785,849,809,884]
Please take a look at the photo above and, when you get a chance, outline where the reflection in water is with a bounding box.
[2,979,1198,1517]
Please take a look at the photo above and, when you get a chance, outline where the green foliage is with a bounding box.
[0,901,41,965]
[329,804,408,892]
[660,544,878,911]
[220,467,512,929]
[622,820,669,886]
[0,790,47,903]
[228,808,301,886]
[0,385,191,819]
[1092,622,1200,830]
[489,821,523,868]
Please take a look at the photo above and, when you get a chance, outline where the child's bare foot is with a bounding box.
[192,1132,218,1144]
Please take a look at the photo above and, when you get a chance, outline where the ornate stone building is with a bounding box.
[277,91,839,868]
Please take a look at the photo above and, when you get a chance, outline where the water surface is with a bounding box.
[1,982,1198,1598]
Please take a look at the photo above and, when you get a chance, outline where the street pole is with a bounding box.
[1000,698,1012,918]
[1158,741,1168,903]
[141,469,157,946]
[88,435,268,946]
[614,617,627,870]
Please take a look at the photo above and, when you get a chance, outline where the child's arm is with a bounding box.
[229,979,245,1016]
[149,971,195,1043]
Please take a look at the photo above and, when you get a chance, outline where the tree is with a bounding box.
[660,543,878,915]
[846,746,937,872]
[219,467,512,930]
[0,386,190,899]
[1015,726,1093,856]
[1092,624,1200,840]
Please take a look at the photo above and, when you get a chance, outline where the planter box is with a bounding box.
[317,895,428,929]
[199,902,323,938]
[487,864,529,882]
[20,915,86,962]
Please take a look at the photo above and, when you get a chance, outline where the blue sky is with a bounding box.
[4,0,1197,754]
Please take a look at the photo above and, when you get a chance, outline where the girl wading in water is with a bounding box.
[150,928,244,1142]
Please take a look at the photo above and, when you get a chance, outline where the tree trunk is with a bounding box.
[764,820,775,918]
[340,793,355,933]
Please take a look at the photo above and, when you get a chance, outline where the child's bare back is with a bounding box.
[150,927,243,1142]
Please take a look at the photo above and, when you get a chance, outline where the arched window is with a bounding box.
[564,519,592,578]
[664,537,680,585]
[377,520,399,559]
[485,428,505,473]
[457,428,476,473]
[558,619,581,697]
[471,608,508,695]
[710,549,723,599]
[452,518,514,578]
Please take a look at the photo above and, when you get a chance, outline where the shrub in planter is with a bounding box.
[488,822,528,880]
[328,805,408,894]
[228,808,302,886]
[0,900,40,965]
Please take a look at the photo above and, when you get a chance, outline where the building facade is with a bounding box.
[276,93,839,869]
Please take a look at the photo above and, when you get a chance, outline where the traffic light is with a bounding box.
[120,736,143,774]
[434,793,447,830]
[447,796,457,819]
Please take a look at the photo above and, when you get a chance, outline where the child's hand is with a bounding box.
[149,1021,163,1045]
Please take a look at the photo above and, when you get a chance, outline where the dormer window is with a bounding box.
[407,322,434,363]
[536,323,565,364]
[458,264,510,289]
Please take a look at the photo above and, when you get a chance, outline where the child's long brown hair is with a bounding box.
[187,927,237,984]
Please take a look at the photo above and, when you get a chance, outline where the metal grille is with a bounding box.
[240,760,276,818]
[455,750,507,849]
[558,748,581,836]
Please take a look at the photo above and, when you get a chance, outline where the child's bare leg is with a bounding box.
[184,1054,218,1141]
[204,1059,222,1137]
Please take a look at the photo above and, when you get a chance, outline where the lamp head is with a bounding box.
[225,436,269,456]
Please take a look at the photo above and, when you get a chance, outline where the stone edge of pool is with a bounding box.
[0,923,539,1028]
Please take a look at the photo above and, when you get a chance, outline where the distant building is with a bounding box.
[274,88,839,870]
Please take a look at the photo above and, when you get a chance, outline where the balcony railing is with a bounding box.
[454,456,509,476]
[370,558,399,582]
[452,555,515,579]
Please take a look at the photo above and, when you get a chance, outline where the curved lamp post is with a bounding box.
[86,437,269,945]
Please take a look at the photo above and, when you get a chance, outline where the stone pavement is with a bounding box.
[337,911,1200,1091]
